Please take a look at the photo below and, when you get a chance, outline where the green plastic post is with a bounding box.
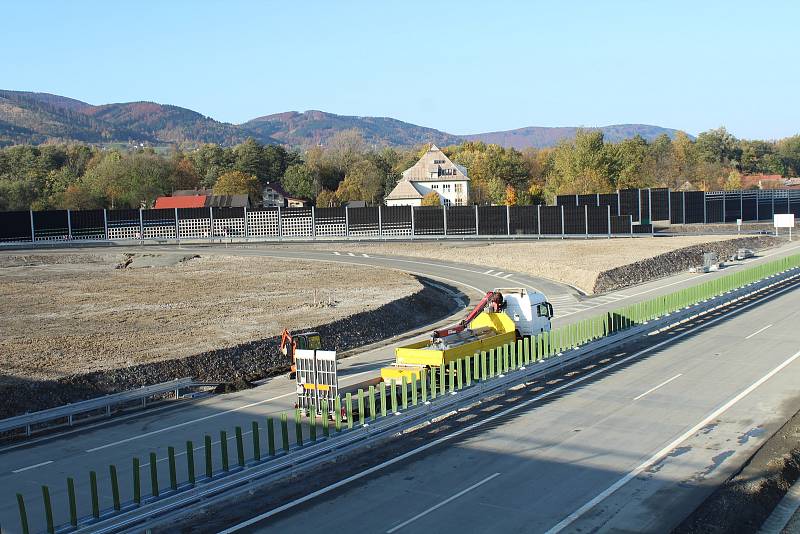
[16,494,29,534]
[220,430,229,470]
[235,426,245,467]
[150,452,159,497]
[310,411,317,441]
[334,398,342,431]
[133,457,141,505]
[186,440,195,484]
[391,379,398,413]
[322,400,330,437]
[67,477,78,527]
[439,364,446,395]
[345,393,353,429]
[357,389,365,426]
[448,362,455,393]
[281,413,290,451]
[110,464,121,510]
[411,374,418,405]
[380,381,388,416]
[295,408,305,445]
[402,376,409,409]
[489,349,495,377]
[421,369,428,402]
[40,485,54,533]
[369,385,377,420]
[524,338,530,364]
[252,421,261,461]
[431,367,437,399]
[481,351,487,380]
[268,417,277,455]
[204,436,213,477]
[473,352,480,379]
[511,342,517,368]
[89,471,99,519]
[169,446,178,489]
[465,357,472,386]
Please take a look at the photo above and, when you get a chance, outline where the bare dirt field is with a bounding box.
[296,235,779,294]
[0,252,421,386]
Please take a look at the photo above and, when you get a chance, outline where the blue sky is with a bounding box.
[2,0,798,139]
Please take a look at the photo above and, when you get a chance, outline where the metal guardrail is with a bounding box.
[76,264,800,534]
[0,378,196,438]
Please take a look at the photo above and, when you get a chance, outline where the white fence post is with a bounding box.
[138,208,144,242]
[29,210,35,243]
[584,204,588,238]
[506,204,511,236]
[243,206,249,240]
[561,205,565,239]
[174,207,180,242]
[537,204,541,239]
[277,205,283,240]
[378,205,383,238]
[474,204,479,236]
[345,206,349,238]
[311,206,316,239]
[443,205,448,236]
[103,208,108,240]
[410,206,415,239]
[607,205,611,238]
[66,209,72,241]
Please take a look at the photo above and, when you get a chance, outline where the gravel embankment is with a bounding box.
[594,236,779,293]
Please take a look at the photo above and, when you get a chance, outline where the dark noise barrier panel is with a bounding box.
[773,193,791,215]
[705,194,724,223]
[610,215,632,234]
[314,207,347,237]
[380,206,412,236]
[792,195,800,217]
[578,194,598,206]
[413,206,444,235]
[633,223,653,234]
[742,191,757,221]
[684,191,705,224]
[639,189,651,222]
[33,210,69,240]
[619,189,640,222]
[477,206,507,235]
[70,209,105,239]
[757,192,773,221]
[107,209,141,240]
[562,205,585,235]
[598,193,619,215]
[177,207,211,238]
[141,208,177,239]
[670,192,684,224]
[650,188,670,221]
[347,207,379,237]
[211,206,245,237]
[556,195,576,206]
[509,205,538,235]
[445,206,476,235]
[0,211,33,242]
[724,192,742,223]
[587,205,610,234]
[539,206,563,235]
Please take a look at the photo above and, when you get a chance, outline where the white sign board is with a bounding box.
[774,214,795,228]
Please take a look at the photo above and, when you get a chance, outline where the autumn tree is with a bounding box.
[213,170,262,203]
[171,158,201,190]
[335,160,383,204]
[421,191,441,206]
[282,164,318,200]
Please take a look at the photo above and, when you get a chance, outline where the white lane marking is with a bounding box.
[494,271,505,277]
[502,273,514,279]
[484,270,495,275]
[218,281,799,533]
[745,324,773,339]
[545,346,800,534]
[12,460,53,473]
[347,252,355,257]
[632,374,682,401]
[332,251,341,255]
[362,254,370,258]
[86,392,295,452]
[385,472,501,533]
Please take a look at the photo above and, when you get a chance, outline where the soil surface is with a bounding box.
[296,236,781,294]
[0,252,421,386]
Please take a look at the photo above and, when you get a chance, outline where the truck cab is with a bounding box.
[493,287,553,337]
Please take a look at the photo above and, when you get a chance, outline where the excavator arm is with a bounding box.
[432,291,496,339]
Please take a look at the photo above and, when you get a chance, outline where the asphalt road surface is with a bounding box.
[0,241,798,533]
[218,275,800,534]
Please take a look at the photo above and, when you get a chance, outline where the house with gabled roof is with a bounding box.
[385,144,469,206]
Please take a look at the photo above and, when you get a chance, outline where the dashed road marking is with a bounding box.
[12,460,53,473]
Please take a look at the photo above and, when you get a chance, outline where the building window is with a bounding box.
[455,183,463,192]
[443,184,451,191]
[443,198,451,207]
[432,184,438,189]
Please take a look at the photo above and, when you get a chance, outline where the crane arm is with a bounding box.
[432,291,495,339]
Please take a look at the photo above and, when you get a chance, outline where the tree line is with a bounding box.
[1,127,798,212]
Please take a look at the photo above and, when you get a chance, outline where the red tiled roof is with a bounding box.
[154,195,207,209]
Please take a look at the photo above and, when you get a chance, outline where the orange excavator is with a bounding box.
[280,329,323,379]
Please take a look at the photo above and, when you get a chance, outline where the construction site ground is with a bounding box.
[0,252,422,387]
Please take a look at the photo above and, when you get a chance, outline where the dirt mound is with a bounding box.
[593,236,778,293]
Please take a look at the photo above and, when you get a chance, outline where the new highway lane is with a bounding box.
[0,241,798,532]
[218,274,800,534]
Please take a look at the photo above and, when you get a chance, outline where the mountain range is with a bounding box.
[0,90,688,150]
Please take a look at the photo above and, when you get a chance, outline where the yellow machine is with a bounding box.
[380,288,552,382]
